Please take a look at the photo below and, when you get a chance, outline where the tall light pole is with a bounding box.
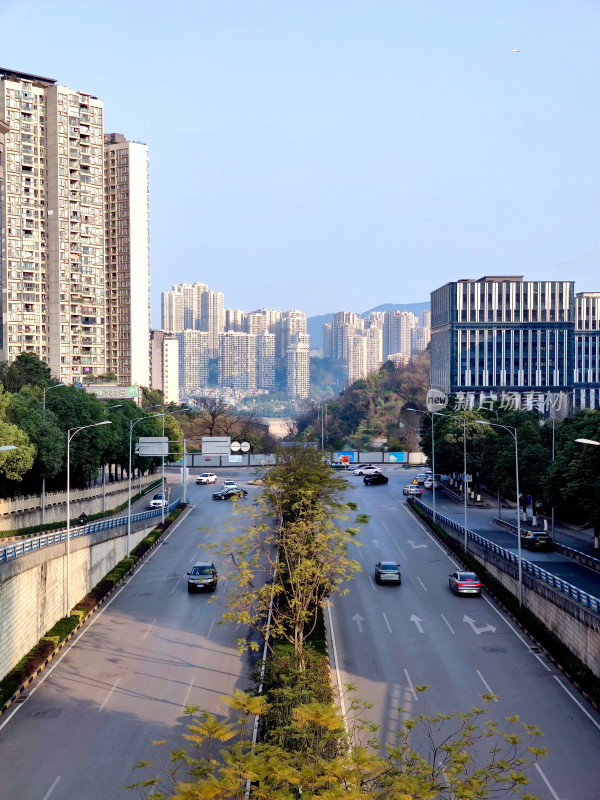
[128,413,161,558]
[41,383,66,525]
[66,420,112,616]
[476,420,522,606]
[158,408,192,523]
[478,407,501,519]
[575,437,600,549]
[102,404,122,512]
[407,407,437,524]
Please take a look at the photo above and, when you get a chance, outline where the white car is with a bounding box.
[223,480,238,490]
[149,492,167,509]
[196,472,218,485]
[353,465,381,476]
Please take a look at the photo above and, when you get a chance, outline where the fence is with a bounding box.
[0,498,181,564]
[414,498,600,613]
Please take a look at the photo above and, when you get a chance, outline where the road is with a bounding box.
[0,469,262,800]
[327,467,600,800]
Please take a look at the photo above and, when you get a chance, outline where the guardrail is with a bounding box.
[414,498,600,614]
[0,499,181,564]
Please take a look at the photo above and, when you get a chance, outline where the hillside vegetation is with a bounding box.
[296,352,430,451]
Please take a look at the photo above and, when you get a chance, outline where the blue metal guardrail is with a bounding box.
[0,499,181,564]
[414,498,600,614]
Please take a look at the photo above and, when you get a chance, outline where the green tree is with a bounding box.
[0,352,52,393]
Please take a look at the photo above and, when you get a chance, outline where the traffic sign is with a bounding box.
[240,441,250,452]
[231,441,241,452]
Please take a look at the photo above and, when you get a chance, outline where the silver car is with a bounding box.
[374,561,401,585]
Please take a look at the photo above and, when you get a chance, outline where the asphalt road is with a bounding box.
[327,468,600,800]
[0,469,263,800]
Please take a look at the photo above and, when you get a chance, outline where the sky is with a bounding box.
[1,1,599,327]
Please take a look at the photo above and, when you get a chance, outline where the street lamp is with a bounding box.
[66,420,112,616]
[406,408,437,524]
[478,407,501,519]
[476,420,523,606]
[127,413,162,558]
[41,383,66,525]
[158,408,192,523]
[575,438,600,549]
[102,404,122,512]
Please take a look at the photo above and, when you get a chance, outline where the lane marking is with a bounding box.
[400,504,459,563]
[440,614,455,634]
[392,539,407,560]
[534,763,560,800]
[416,576,428,592]
[0,507,193,733]
[98,677,121,712]
[404,669,418,702]
[476,669,497,700]
[42,776,61,800]
[552,675,600,732]
[207,616,216,639]
[368,576,376,591]
[382,613,392,633]
[182,678,195,709]
[170,578,180,595]
[142,618,156,640]
[482,597,552,672]
[326,602,349,730]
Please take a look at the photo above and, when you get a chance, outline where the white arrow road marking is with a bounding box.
[407,540,428,549]
[404,668,418,701]
[410,615,424,633]
[476,669,497,700]
[464,615,496,634]
[352,613,365,633]
[98,676,121,712]
[417,577,428,592]
[382,613,392,633]
[440,614,455,633]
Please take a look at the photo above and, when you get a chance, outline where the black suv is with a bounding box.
[363,473,388,485]
[520,531,552,551]
[187,562,218,593]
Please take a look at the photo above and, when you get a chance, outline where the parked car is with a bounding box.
[149,492,167,509]
[196,472,218,485]
[187,562,218,593]
[403,484,423,496]
[212,487,248,501]
[520,531,553,551]
[449,571,482,596]
[374,561,401,585]
[353,465,381,476]
[223,480,238,490]
[363,473,389,486]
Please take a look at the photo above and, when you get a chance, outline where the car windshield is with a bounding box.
[380,562,398,571]
[200,474,210,478]
[153,494,163,499]
[191,566,213,576]
[459,573,478,581]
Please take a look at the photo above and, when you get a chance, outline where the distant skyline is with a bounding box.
[1,1,598,327]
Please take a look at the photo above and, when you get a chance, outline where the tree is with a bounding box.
[217,446,364,668]
[0,352,52,393]
[127,689,546,799]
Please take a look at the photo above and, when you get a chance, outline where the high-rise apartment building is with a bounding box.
[365,326,383,375]
[383,311,417,361]
[200,289,224,358]
[150,329,179,404]
[430,276,575,397]
[176,330,210,399]
[0,68,106,382]
[574,292,600,410]
[104,133,149,387]
[286,332,310,399]
[256,331,276,389]
[277,309,307,358]
[219,331,257,391]
[225,308,246,332]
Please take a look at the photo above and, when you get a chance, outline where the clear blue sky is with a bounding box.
[1,1,598,327]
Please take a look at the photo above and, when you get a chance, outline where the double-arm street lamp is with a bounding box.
[476,420,523,606]
[66,420,112,616]
[406,407,438,524]
[102,404,122,512]
[127,413,162,557]
[41,383,66,525]
[158,409,192,523]
[575,437,600,549]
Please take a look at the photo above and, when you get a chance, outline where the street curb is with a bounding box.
[0,506,192,718]
[405,500,600,715]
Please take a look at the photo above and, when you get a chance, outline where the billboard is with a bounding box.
[137,436,169,457]
[202,436,231,455]
[388,452,408,463]
[336,451,355,463]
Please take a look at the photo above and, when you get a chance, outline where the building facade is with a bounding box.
[218,331,257,391]
[574,292,600,410]
[150,329,179,404]
[104,133,150,387]
[430,276,576,402]
[286,332,310,399]
[176,330,210,399]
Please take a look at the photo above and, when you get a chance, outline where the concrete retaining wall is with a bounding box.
[0,524,154,681]
[450,533,600,677]
[0,473,158,532]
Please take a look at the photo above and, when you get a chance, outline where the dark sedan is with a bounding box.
[363,473,389,485]
[212,487,248,501]
[374,561,401,585]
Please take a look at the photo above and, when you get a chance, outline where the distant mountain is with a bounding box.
[307,301,430,350]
